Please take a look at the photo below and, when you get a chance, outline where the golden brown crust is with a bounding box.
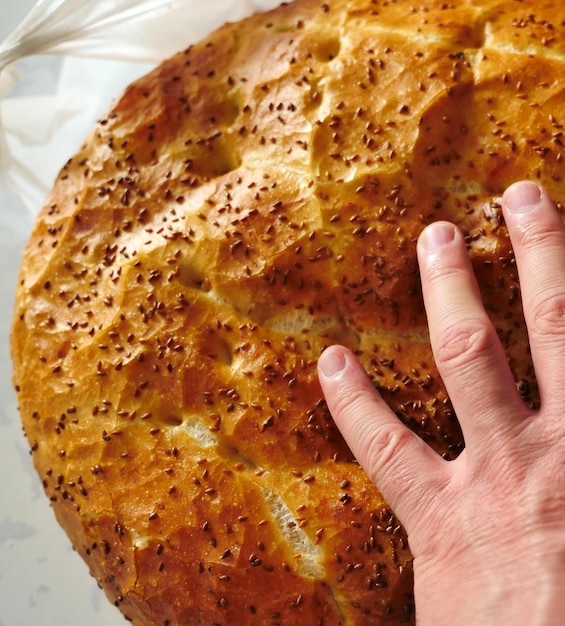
[10,0,565,623]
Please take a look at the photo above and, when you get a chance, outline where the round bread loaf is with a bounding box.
[11,0,564,623]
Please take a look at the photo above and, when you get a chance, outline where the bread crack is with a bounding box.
[261,488,325,579]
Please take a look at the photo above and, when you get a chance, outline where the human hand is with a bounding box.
[318,181,565,625]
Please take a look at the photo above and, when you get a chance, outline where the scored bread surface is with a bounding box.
[11,0,565,624]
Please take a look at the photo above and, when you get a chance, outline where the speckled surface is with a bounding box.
[0,4,128,625]
[0,2,281,624]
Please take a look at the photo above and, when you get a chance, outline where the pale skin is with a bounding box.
[318,180,565,625]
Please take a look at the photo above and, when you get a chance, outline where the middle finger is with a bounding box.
[501,181,565,409]
[417,221,528,442]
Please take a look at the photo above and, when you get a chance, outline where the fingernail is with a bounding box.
[503,181,543,213]
[319,348,347,379]
[420,222,456,251]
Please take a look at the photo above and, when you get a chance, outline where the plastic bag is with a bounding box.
[0,2,284,625]
[0,0,284,216]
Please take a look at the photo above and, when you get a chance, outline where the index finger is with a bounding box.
[318,345,447,527]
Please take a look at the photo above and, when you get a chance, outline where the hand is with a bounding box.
[318,181,565,625]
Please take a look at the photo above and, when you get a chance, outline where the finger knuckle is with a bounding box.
[362,425,414,483]
[513,218,565,252]
[426,261,468,289]
[332,384,371,420]
[530,292,565,340]
[434,320,497,371]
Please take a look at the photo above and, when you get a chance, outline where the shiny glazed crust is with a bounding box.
[11,0,565,623]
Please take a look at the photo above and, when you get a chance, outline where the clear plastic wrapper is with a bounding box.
[0,0,283,216]
[0,1,283,624]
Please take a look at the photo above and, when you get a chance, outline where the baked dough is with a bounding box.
[12,0,563,623]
